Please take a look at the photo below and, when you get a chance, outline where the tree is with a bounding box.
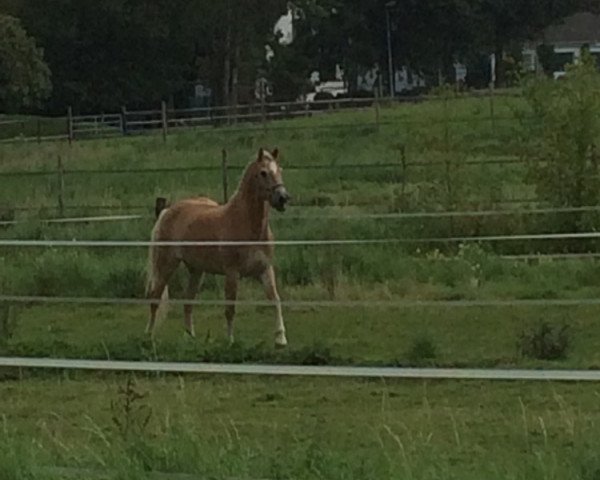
[0,13,51,112]
[523,50,600,232]
[11,0,287,112]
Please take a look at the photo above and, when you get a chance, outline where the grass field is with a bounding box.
[2,93,600,478]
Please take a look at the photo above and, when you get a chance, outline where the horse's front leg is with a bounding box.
[261,266,287,348]
[224,271,239,344]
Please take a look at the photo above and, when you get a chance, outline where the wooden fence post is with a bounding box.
[489,83,496,130]
[154,197,167,219]
[121,106,128,136]
[161,100,168,143]
[261,94,267,134]
[57,155,65,217]
[374,89,381,130]
[400,144,407,210]
[67,106,74,145]
[222,148,229,203]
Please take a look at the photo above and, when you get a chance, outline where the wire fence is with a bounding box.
[2,357,600,382]
[1,230,600,248]
[2,90,599,383]
[2,294,600,309]
[2,205,599,226]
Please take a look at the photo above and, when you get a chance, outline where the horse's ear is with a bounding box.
[256,147,264,162]
[272,148,279,161]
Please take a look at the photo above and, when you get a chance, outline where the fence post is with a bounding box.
[120,106,128,136]
[399,144,407,210]
[489,83,496,130]
[154,197,167,219]
[57,155,65,217]
[222,148,229,203]
[36,119,41,144]
[161,101,168,143]
[67,106,73,145]
[261,94,267,134]
[374,89,381,130]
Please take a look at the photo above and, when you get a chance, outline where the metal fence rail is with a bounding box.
[1,230,600,248]
[1,356,599,382]
[2,294,600,309]
[3,205,600,226]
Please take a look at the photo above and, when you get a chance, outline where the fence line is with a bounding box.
[34,466,206,480]
[4,203,593,219]
[0,196,543,213]
[0,156,530,179]
[503,252,600,261]
[2,294,600,309]
[1,231,600,248]
[0,214,144,227]
[0,90,524,144]
[0,160,407,178]
[1,356,598,382]
[4,205,600,226]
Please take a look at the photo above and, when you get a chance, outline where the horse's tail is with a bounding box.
[145,209,170,326]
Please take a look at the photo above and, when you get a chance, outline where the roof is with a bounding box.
[543,12,600,44]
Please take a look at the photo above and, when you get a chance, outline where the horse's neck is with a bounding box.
[227,188,270,239]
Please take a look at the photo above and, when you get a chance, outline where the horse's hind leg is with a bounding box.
[261,266,288,347]
[146,253,179,336]
[224,271,239,344]
[183,270,204,338]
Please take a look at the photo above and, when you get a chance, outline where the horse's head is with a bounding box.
[253,147,290,212]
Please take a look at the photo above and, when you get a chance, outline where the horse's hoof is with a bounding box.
[274,334,288,349]
[186,329,196,338]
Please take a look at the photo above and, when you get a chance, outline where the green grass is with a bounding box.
[2,375,600,479]
[3,92,600,477]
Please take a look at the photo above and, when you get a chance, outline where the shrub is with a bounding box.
[407,334,438,365]
[522,49,600,233]
[517,321,571,360]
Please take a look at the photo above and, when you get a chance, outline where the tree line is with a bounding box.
[0,0,597,114]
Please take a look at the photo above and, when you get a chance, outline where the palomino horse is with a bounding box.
[145,148,291,347]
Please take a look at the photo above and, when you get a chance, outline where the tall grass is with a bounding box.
[2,373,600,480]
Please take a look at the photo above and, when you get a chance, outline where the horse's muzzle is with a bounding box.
[271,186,291,212]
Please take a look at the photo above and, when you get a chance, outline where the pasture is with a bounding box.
[2,93,600,479]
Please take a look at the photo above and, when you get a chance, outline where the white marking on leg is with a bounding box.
[262,267,287,347]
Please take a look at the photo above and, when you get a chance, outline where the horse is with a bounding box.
[145,147,291,347]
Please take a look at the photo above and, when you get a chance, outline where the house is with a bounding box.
[523,11,600,79]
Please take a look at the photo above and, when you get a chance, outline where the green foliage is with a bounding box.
[110,376,153,440]
[0,14,51,112]
[517,321,571,360]
[406,333,438,365]
[523,50,600,230]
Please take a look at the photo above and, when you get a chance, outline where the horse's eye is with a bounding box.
[260,170,268,178]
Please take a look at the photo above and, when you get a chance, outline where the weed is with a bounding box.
[517,321,571,360]
[110,376,152,440]
[407,334,438,365]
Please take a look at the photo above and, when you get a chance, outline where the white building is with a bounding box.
[523,12,600,79]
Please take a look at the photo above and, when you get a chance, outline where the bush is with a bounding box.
[522,49,600,233]
[406,334,438,365]
[517,321,571,360]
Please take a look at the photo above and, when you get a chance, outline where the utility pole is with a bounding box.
[385,1,397,99]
